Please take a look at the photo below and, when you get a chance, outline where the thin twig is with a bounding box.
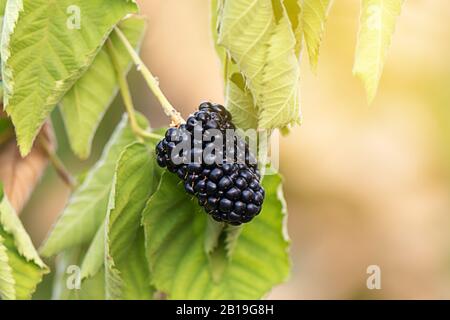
[107,39,143,142]
[114,27,185,127]
[38,137,75,190]
[106,39,164,141]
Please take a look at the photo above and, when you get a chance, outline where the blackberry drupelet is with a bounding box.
[156,102,264,225]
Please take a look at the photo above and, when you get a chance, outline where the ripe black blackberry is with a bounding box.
[156,102,264,225]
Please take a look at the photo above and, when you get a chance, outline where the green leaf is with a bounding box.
[1,0,138,156]
[302,0,333,69]
[217,0,300,130]
[283,0,303,56]
[208,236,228,284]
[212,0,258,130]
[143,172,290,299]
[225,73,258,130]
[80,222,105,280]
[0,234,15,300]
[353,0,404,103]
[0,184,48,300]
[204,217,224,257]
[257,9,300,129]
[60,15,147,159]
[0,0,6,16]
[80,130,165,284]
[40,114,148,257]
[0,0,7,63]
[225,225,243,259]
[0,0,6,31]
[105,143,159,300]
[211,0,227,81]
[217,0,274,85]
[51,247,105,300]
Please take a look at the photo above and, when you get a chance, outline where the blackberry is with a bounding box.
[156,102,264,225]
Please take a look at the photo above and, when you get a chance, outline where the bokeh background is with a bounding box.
[21,0,450,299]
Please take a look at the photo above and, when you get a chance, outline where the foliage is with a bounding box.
[40,114,148,257]
[353,0,405,103]
[143,172,289,299]
[1,0,138,156]
[104,143,159,299]
[60,16,147,159]
[0,0,405,300]
[0,184,48,300]
[213,0,404,130]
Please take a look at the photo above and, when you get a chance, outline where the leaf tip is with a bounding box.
[11,121,37,157]
[353,69,378,105]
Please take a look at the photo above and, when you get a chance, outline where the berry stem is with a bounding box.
[114,27,185,127]
[106,39,163,141]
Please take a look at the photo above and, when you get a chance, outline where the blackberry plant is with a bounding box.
[0,0,406,300]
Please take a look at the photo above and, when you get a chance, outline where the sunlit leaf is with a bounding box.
[143,172,290,299]
[204,217,224,256]
[0,0,6,15]
[225,73,258,130]
[80,222,105,280]
[0,184,48,300]
[40,114,148,257]
[211,0,227,81]
[105,143,159,300]
[60,15,146,159]
[284,0,303,56]
[353,0,404,102]
[257,10,300,129]
[1,0,138,155]
[302,0,333,69]
[217,0,300,130]
[211,1,258,130]
[51,247,105,300]
[0,0,6,33]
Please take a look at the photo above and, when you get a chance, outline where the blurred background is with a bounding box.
[20,0,450,299]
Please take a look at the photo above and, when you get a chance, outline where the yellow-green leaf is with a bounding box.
[0,184,48,300]
[225,73,258,130]
[80,222,105,280]
[51,247,105,300]
[284,0,303,56]
[60,15,147,159]
[353,0,404,103]
[0,233,15,300]
[211,0,227,81]
[302,0,333,69]
[217,0,300,130]
[257,10,300,129]
[105,143,159,300]
[40,114,148,257]
[0,0,6,16]
[0,0,6,32]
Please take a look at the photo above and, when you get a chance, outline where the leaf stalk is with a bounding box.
[106,39,163,141]
[38,137,75,190]
[113,27,185,127]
